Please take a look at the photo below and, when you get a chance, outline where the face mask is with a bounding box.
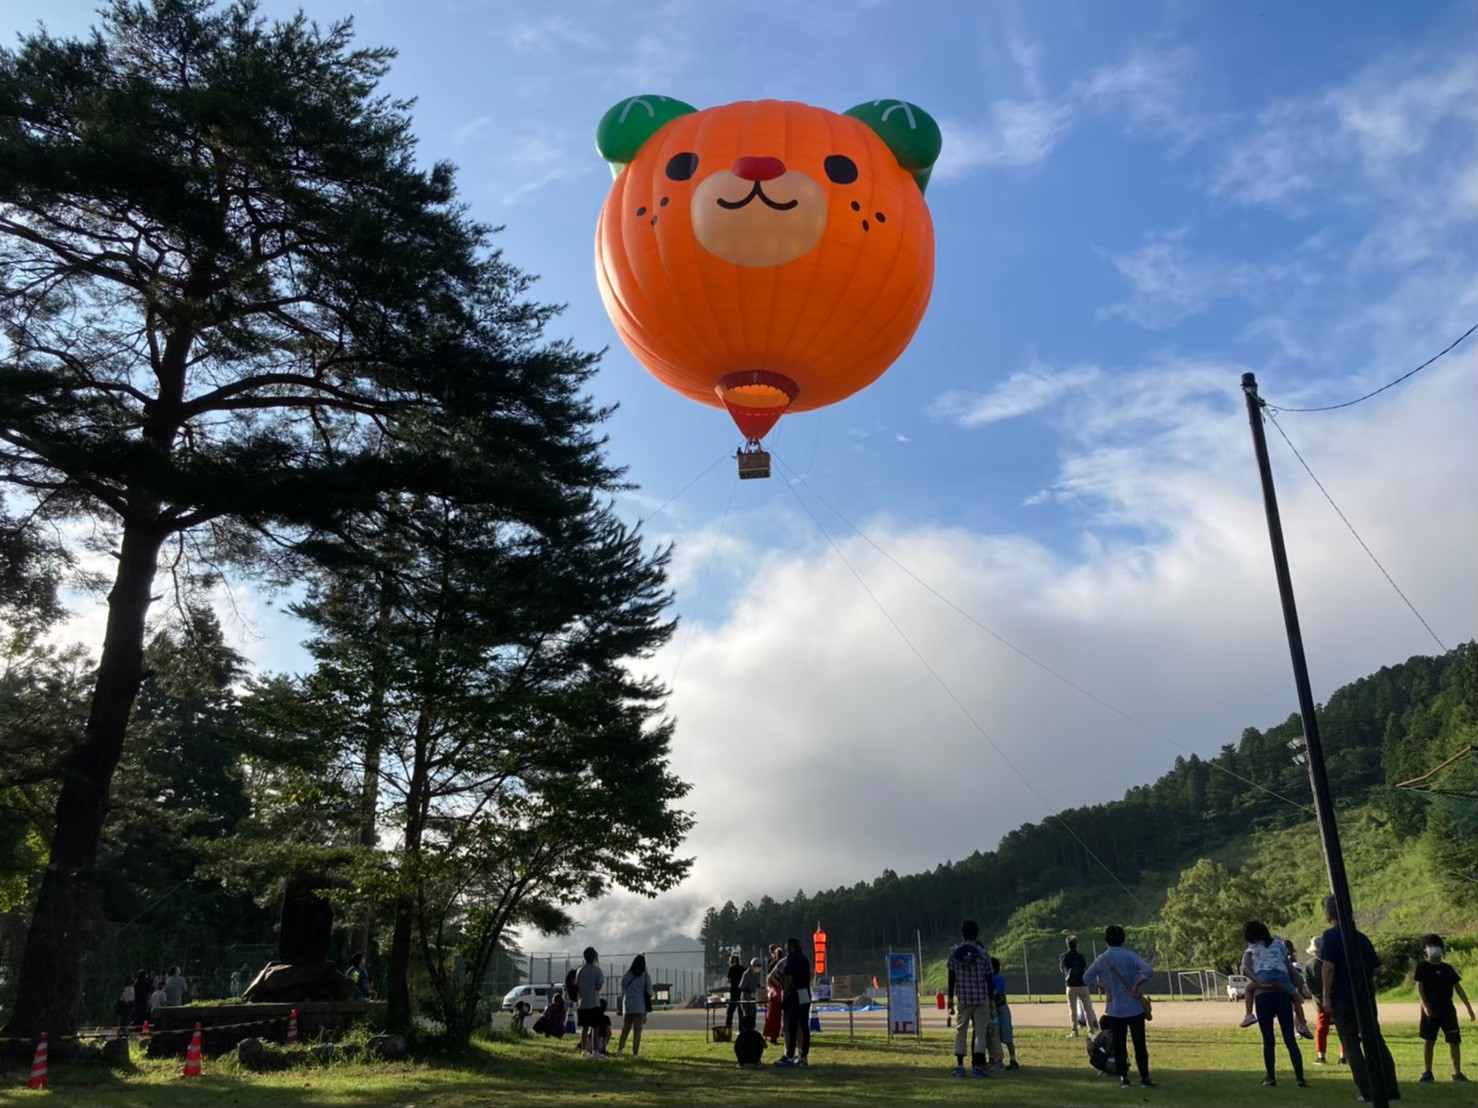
[1426,947,1444,959]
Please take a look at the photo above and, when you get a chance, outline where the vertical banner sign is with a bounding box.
[886,952,920,1038]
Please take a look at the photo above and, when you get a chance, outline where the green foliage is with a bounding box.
[1160,859,1284,973]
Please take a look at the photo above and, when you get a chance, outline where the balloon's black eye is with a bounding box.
[666,152,699,181]
[824,155,858,184]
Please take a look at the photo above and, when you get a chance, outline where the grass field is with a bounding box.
[2,1025,1473,1107]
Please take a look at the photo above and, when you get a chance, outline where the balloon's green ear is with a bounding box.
[597,95,699,178]
[844,100,942,193]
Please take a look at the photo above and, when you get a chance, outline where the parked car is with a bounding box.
[502,984,558,1011]
[1226,974,1250,1001]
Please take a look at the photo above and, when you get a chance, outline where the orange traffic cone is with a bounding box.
[182,1022,203,1077]
[27,1032,48,1089]
[140,1018,151,1045]
[286,1009,299,1045]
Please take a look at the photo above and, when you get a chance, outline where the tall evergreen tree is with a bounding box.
[0,0,617,1036]
[269,492,691,1045]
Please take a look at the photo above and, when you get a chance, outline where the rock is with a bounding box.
[237,1037,290,1072]
[242,960,355,1003]
[100,1036,132,1068]
[364,1033,407,1060]
[310,1044,342,1063]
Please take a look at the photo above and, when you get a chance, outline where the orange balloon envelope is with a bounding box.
[595,97,941,448]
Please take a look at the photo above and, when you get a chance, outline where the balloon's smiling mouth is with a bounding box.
[715,181,798,211]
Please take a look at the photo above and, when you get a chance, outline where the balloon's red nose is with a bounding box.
[732,156,786,182]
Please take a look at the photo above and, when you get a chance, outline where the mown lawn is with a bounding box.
[2,1025,1471,1106]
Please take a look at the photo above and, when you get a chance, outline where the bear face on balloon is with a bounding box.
[595,97,940,444]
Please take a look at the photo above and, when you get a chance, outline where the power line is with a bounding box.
[780,473,1146,908]
[1265,409,1448,653]
[773,453,1315,816]
[1270,323,1476,414]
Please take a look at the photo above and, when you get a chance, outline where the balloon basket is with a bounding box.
[736,444,771,480]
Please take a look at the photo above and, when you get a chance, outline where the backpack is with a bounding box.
[734,1027,766,1067]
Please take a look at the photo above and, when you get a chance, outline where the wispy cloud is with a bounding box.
[931,362,1100,427]
[1211,48,1478,213]
[505,15,598,54]
[936,39,1204,182]
[1076,46,1205,147]
[1097,228,1316,330]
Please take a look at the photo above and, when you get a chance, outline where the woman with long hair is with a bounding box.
[1241,920,1307,1088]
[617,954,652,1056]
[763,944,784,1045]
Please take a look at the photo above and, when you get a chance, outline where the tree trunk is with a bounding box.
[2,516,164,1038]
[386,893,415,1034]
[385,703,432,1034]
[353,570,394,960]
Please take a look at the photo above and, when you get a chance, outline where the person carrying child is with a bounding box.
[1237,921,1312,1041]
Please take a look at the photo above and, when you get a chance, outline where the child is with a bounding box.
[510,999,532,1034]
[1086,1018,1119,1078]
[1238,922,1312,1039]
[1414,933,1474,1083]
[987,957,1019,1071]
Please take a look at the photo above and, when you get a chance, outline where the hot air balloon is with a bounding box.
[595,96,941,477]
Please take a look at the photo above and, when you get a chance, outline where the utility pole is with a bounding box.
[1241,373,1388,1108]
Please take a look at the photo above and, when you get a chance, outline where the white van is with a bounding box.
[502,984,558,1011]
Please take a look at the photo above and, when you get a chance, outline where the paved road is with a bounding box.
[630,1000,1425,1034]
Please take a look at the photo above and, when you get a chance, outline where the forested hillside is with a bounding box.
[699,645,1477,974]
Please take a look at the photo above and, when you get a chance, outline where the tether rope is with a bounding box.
[773,454,1314,817]
[779,472,1145,908]
[669,477,739,686]
[634,448,733,529]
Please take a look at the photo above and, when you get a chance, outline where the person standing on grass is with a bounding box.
[945,919,994,1078]
[575,946,606,1057]
[739,957,764,1033]
[1083,925,1156,1089]
[724,953,745,1030]
[1240,921,1308,1088]
[1414,933,1474,1084]
[986,957,1019,1071]
[164,965,188,1007]
[617,953,652,1057]
[1061,935,1098,1038]
[763,945,785,1045]
[1319,894,1399,1103]
[772,936,812,1068]
[1306,935,1345,1066]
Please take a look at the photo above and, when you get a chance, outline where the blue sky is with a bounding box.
[17,0,1477,948]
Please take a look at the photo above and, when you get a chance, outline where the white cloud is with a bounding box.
[931,363,1100,427]
[607,344,1476,945]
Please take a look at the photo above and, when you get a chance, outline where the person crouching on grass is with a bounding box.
[1415,933,1474,1084]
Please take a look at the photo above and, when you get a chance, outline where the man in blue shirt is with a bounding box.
[1318,895,1399,1103]
[1083,925,1156,1088]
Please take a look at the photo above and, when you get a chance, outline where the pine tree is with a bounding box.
[0,0,617,1037]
